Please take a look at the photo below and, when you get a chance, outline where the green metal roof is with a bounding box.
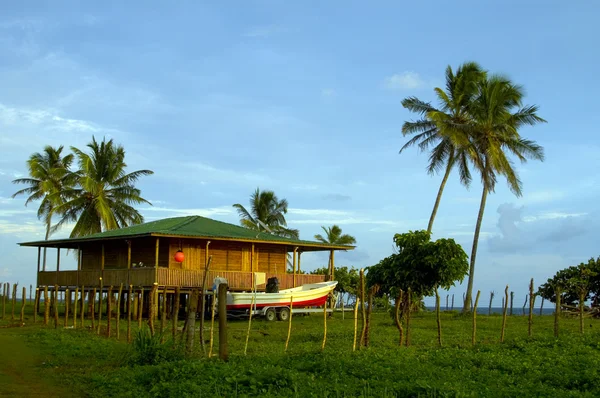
[18,215,355,251]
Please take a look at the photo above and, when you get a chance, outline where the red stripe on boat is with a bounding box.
[226,295,328,310]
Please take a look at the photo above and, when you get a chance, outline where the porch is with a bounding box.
[37,268,326,291]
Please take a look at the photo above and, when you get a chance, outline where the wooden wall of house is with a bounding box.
[166,239,287,274]
[79,236,288,274]
[81,237,169,269]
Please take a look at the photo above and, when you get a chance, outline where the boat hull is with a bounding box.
[225,281,337,310]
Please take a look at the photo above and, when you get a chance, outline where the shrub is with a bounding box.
[129,326,184,366]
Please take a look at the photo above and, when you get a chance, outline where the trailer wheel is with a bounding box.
[277,307,290,321]
[265,308,276,321]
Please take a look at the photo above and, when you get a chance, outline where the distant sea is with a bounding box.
[425,306,555,316]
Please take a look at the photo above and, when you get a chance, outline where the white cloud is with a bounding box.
[290,218,396,225]
[0,219,44,235]
[520,190,565,205]
[523,211,587,223]
[383,71,426,90]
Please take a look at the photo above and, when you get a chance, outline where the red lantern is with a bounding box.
[174,250,185,263]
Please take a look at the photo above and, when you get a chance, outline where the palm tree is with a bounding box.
[52,136,154,238]
[11,145,74,270]
[233,188,299,239]
[314,225,356,245]
[461,75,546,312]
[400,62,486,234]
[315,224,356,278]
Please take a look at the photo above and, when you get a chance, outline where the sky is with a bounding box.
[1,1,599,307]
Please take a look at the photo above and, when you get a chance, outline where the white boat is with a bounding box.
[225,281,338,310]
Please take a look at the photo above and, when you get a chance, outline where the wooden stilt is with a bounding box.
[127,285,132,343]
[117,284,123,340]
[73,287,79,328]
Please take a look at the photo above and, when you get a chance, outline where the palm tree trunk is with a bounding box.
[464,183,488,313]
[43,218,51,271]
[427,160,453,234]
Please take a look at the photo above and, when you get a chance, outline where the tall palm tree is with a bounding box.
[314,225,356,245]
[233,188,299,239]
[11,145,74,270]
[315,224,356,278]
[52,136,154,238]
[461,75,546,312]
[400,62,486,234]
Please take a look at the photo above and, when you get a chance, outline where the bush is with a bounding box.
[129,326,184,366]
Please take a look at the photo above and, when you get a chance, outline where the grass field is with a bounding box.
[1,302,600,397]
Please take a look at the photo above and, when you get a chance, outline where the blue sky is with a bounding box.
[1,1,598,307]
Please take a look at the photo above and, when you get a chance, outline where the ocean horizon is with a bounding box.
[425,306,555,316]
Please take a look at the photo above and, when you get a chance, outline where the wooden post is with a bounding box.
[522,295,528,316]
[393,290,403,347]
[501,285,509,342]
[97,278,103,335]
[353,296,361,351]
[445,294,449,311]
[489,291,495,316]
[509,291,514,316]
[358,269,366,348]
[154,237,160,286]
[451,294,454,311]
[107,286,113,337]
[405,288,412,347]
[73,287,79,328]
[321,295,328,351]
[149,284,156,336]
[472,290,481,345]
[218,283,228,361]
[53,285,59,328]
[117,284,123,340]
[539,297,545,316]
[199,256,212,353]
[29,284,32,305]
[172,286,180,341]
[285,295,293,352]
[64,288,70,327]
[127,240,132,287]
[138,289,143,329]
[1,283,5,319]
[91,288,96,330]
[185,289,198,353]
[80,286,85,328]
[11,283,17,320]
[43,287,49,325]
[77,247,81,287]
[37,247,41,283]
[435,288,442,347]
[101,245,105,280]
[208,291,217,358]
[330,250,335,282]
[554,287,561,338]
[292,247,297,288]
[160,288,167,342]
[364,288,374,347]
[528,278,534,336]
[127,285,133,343]
[243,293,255,356]
[34,288,39,323]
[56,248,60,285]
[20,287,26,325]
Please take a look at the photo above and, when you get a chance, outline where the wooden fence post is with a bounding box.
[73,287,79,328]
[451,294,454,311]
[393,290,403,347]
[285,295,294,352]
[321,294,328,351]
[354,296,361,351]
[218,284,229,361]
[12,283,17,320]
[43,287,49,325]
[91,288,96,330]
[160,288,167,343]
[34,288,39,323]
[358,268,366,348]
[528,278,534,336]
[489,291,495,315]
[509,291,514,316]
[29,285,32,304]
[473,290,481,345]
[172,286,180,341]
[107,286,113,337]
[127,285,133,343]
[64,288,70,327]
[138,289,143,329]
[435,288,442,347]
[149,284,156,336]
[117,284,123,340]
[2,283,6,319]
[186,289,198,353]
[53,285,59,328]
[501,285,509,342]
[97,278,103,335]
[20,287,26,325]
[208,291,217,358]
[80,286,85,328]
[539,297,545,316]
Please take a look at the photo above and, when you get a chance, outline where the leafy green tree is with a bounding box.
[53,136,154,238]
[461,75,546,311]
[537,257,600,306]
[400,62,486,234]
[233,187,299,239]
[12,145,74,269]
[314,225,356,245]
[366,230,468,300]
[311,265,360,306]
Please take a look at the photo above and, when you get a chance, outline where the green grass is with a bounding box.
[1,303,600,397]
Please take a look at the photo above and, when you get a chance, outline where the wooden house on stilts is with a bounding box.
[19,215,354,318]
